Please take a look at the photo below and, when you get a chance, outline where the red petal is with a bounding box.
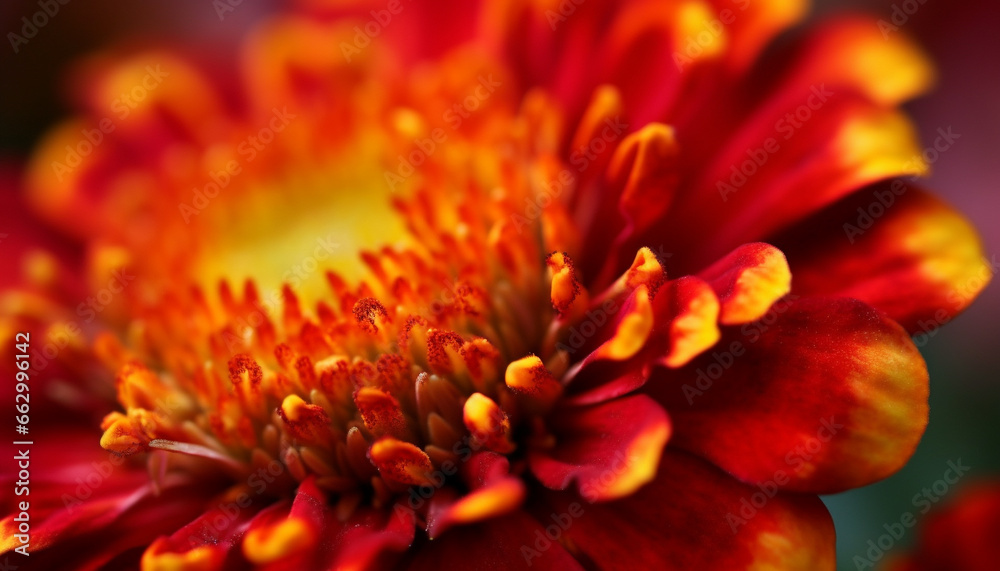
[532,448,834,570]
[324,502,415,571]
[563,274,718,404]
[606,123,680,239]
[529,394,670,501]
[697,242,791,325]
[425,477,525,539]
[1,430,224,567]
[142,488,268,570]
[239,477,415,570]
[241,478,324,566]
[776,15,934,106]
[401,511,584,571]
[690,95,927,261]
[651,275,722,367]
[772,183,992,334]
[426,453,526,539]
[648,296,928,493]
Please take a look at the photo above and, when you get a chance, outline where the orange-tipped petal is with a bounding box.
[773,183,993,334]
[368,438,435,487]
[698,242,792,325]
[653,275,722,368]
[606,123,680,237]
[781,16,935,106]
[426,477,526,539]
[242,478,324,566]
[591,285,654,362]
[505,355,562,411]
[529,394,670,502]
[651,296,928,493]
[462,393,515,454]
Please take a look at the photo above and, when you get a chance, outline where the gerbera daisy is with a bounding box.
[0,0,991,569]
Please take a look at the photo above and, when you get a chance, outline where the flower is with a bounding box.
[0,0,992,569]
[881,483,1000,571]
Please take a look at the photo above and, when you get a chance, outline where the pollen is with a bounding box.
[93,49,677,534]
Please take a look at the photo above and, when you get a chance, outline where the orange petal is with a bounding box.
[591,284,655,362]
[505,355,562,412]
[653,275,722,367]
[697,242,792,325]
[425,477,526,539]
[368,437,435,487]
[529,394,670,501]
[462,393,515,454]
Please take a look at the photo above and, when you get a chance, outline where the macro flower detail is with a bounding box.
[0,0,992,570]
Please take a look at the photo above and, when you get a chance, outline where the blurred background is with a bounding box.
[1,1,996,569]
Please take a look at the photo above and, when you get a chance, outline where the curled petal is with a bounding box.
[653,275,722,368]
[529,394,670,502]
[698,242,792,325]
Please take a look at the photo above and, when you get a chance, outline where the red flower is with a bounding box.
[0,1,991,569]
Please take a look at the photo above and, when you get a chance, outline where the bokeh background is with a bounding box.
[1,1,996,569]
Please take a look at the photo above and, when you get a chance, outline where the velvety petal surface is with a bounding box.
[530,448,834,570]
[529,394,671,501]
[772,182,993,334]
[648,296,928,493]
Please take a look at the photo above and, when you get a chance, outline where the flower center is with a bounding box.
[97,81,595,515]
[189,132,410,298]
[96,52,671,540]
